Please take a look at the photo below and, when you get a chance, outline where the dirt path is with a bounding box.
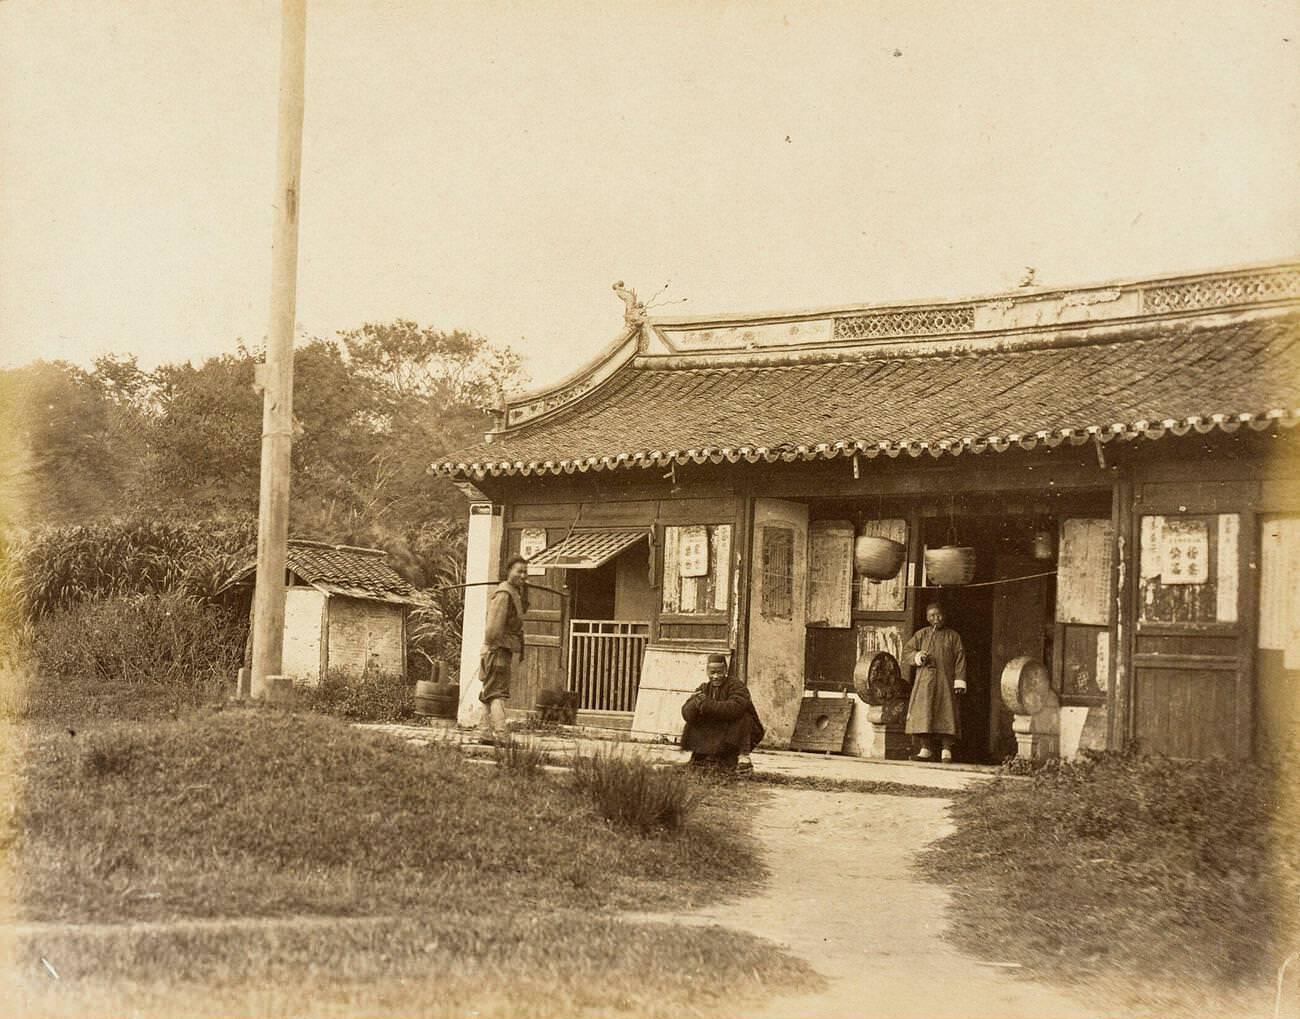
[634,787,1099,1019]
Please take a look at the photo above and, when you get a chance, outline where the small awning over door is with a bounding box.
[526,528,645,570]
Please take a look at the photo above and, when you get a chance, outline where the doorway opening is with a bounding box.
[919,514,1059,763]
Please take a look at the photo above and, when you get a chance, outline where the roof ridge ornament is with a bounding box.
[612,280,648,327]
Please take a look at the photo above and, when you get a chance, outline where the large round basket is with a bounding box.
[854,535,906,581]
[1000,656,1052,715]
[853,650,903,704]
[925,546,976,586]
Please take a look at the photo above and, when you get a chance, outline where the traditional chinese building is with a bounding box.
[436,262,1300,761]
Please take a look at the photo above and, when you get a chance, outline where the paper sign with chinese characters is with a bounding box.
[1160,518,1208,585]
[520,528,547,575]
[678,525,710,578]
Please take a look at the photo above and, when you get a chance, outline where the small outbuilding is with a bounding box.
[225,540,425,685]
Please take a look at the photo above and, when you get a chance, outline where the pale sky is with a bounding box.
[2,0,1298,390]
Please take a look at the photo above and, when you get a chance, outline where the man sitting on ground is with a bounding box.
[681,653,765,773]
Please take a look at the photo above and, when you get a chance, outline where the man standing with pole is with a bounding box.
[250,0,308,700]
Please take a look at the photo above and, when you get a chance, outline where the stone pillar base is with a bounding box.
[1012,714,1059,761]
[864,703,911,759]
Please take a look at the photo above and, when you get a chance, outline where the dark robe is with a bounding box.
[901,625,966,736]
[681,677,766,758]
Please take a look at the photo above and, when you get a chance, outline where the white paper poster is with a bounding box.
[678,525,710,578]
[1139,516,1164,580]
[1095,630,1110,692]
[1057,518,1114,626]
[1259,516,1300,669]
[1216,514,1239,622]
[1258,518,1289,650]
[807,520,854,628]
[520,528,548,575]
[1160,518,1208,585]
[713,525,732,611]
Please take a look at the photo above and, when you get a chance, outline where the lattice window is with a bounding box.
[761,526,795,619]
[833,305,975,340]
[1142,269,1300,313]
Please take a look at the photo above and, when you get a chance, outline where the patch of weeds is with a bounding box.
[920,747,1300,1017]
[297,668,414,722]
[79,733,137,778]
[29,591,243,695]
[494,734,546,777]
[572,748,701,835]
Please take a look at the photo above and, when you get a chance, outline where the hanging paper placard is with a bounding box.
[1057,518,1114,626]
[1160,518,1208,584]
[1216,514,1239,622]
[520,528,548,575]
[679,525,710,578]
[712,525,732,611]
[808,520,854,628]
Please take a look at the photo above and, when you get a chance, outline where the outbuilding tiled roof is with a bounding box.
[438,313,1300,478]
[227,541,425,606]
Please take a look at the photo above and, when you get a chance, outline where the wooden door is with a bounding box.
[508,527,568,713]
[747,499,809,747]
[1131,510,1248,758]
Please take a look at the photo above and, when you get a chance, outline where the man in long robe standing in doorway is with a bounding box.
[901,602,967,762]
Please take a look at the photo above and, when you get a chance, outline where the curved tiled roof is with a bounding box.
[439,313,1300,479]
[226,541,425,606]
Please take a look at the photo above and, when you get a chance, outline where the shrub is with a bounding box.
[572,749,701,835]
[29,591,245,699]
[924,747,1300,993]
[297,668,414,722]
[6,517,255,620]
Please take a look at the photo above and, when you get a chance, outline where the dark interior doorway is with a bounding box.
[919,515,1056,764]
[569,560,616,619]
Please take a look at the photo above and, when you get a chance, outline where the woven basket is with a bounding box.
[854,535,906,581]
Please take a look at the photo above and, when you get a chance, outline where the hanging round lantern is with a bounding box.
[925,546,976,586]
[854,535,906,581]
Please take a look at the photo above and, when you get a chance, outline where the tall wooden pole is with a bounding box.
[250,0,307,699]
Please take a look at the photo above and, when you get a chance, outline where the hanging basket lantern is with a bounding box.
[925,546,976,586]
[854,535,906,581]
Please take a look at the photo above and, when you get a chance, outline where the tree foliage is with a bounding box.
[2,322,524,534]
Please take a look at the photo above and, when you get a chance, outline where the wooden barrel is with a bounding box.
[1000,656,1052,715]
[853,650,902,705]
[414,680,460,719]
[854,535,906,581]
[925,546,976,586]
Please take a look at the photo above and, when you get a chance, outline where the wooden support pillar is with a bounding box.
[250,0,307,699]
[1108,470,1135,750]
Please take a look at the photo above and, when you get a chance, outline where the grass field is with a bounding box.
[920,751,1300,1019]
[1,696,816,1018]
